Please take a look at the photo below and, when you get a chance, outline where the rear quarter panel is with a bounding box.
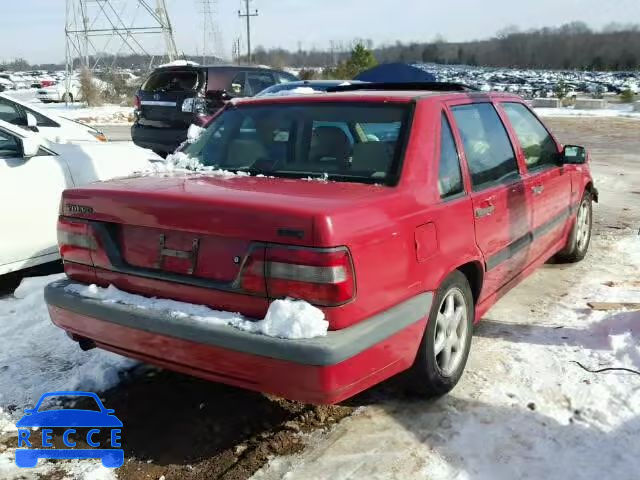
[317,100,482,329]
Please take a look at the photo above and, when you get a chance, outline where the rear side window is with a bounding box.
[451,103,518,191]
[246,72,276,96]
[439,115,463,199]
[277,72,298,84]
[142,70,200,92]
[501,102,559,170]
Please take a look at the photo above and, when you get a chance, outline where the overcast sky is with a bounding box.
[2,0,639,64]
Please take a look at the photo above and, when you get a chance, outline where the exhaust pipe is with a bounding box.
[78,338,97,351]
[66,332,96,351]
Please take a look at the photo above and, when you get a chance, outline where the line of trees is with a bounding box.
[252,23,640,71]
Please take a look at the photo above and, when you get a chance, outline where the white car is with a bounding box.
[0,93,107,143]
[37,79,82,103]
[0,77,15,91]
[0,119,163,275]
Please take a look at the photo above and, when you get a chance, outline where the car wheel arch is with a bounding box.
[455,261,484,305]
[430,259,484,306]
[584,181,598,203]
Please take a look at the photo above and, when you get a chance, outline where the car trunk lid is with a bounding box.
[59,174,396,318]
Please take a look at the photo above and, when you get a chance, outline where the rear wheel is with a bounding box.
[556,191,592,263]
[62,93,73,103]
[405,270,474,397]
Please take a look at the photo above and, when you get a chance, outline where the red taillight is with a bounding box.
[57,218,96,266]
[240,246,355,306]
[133,94,141,110]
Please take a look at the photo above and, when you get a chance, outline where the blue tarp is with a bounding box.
[354,63,437,83]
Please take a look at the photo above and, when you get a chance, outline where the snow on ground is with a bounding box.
[37,103,134,125]
[0,274,134,479]
[0,275,135,422]
[253,231,640,480]
[535,103,640,119]
[65,283,328,340]
[3,89,133,125]
[0,454,116,480]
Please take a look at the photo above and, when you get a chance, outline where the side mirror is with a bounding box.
[26,112,38,131]
[560,145,587,164]
[22,136,42,158]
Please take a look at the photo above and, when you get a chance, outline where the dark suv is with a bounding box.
[131,64,297,156]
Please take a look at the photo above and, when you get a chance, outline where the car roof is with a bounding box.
[275,80,365,86]
[1,91,54,115]
[235,89,524,106]
[154,64,290,74]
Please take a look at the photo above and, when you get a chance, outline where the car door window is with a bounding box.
[452,103,519,191]
[276,72,297,84]
[0,98,26,126]
[0,129,22,157]
[439,114,464,199]
[246,72,276,96]
[501,102,559,171]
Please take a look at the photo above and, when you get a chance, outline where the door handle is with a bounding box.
[475,205,496,218]
[531,185,544,195]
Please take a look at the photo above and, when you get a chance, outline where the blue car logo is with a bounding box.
[15,391,123,468]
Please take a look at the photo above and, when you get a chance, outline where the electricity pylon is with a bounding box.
[197,0,223,64]
[64,0,179,73]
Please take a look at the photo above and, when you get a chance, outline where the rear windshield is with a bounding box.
[142,69,201,93]
[181,102,411,185]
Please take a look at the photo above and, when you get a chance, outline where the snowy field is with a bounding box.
[0,116,638,480]
[536,103,640,119]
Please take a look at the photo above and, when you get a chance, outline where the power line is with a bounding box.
[238,0,258,64]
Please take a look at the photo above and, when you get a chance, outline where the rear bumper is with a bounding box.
[131,123,187,154]
[45,280,431,404]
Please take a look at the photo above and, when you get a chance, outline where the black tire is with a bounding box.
[62,93,73,103]
[404,270,474,397]
[556,191,593,263]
